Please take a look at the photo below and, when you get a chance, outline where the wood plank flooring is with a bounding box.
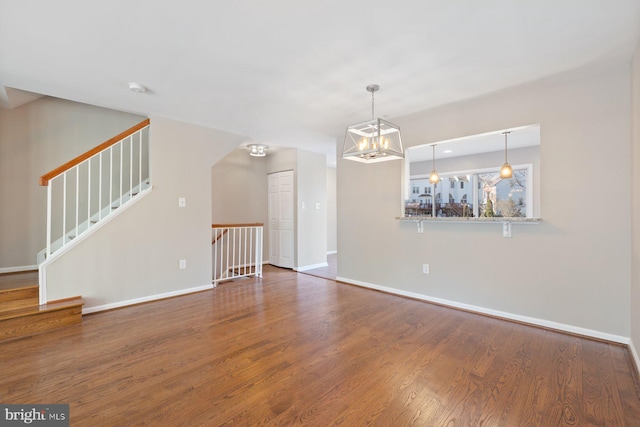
[1,265,639,426]
[300,253,337,281]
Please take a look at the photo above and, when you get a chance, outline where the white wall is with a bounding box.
[296,149,327,269]
[631,41,640,367]
[44,116,245,310]
[265,148,327,269]
[327,166,337,253]
[211,147,330,269]
[0,97,145,269]
[211,148,270,260]
[338,64,632,340]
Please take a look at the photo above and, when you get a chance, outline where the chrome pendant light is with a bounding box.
[429,145,439,184]
[342,84,404,163]
[500,131,513,179]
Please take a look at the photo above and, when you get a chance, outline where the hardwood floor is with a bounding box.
[1,265,639,426]
[300,253,337,281]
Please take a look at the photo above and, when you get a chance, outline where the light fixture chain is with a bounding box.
[503,131,510,162]
[371,89,375,120]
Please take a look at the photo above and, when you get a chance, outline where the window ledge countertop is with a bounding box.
[397,216,541,223]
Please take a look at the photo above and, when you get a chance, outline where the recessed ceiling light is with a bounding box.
[128,82,148,93]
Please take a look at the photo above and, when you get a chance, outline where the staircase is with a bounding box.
[0,272,83,341]
[0,118,151,341]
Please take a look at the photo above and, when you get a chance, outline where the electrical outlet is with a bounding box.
[179,259,187,269]
[502,222,512,238]
[178,197,186,208]
[422,264,429,274]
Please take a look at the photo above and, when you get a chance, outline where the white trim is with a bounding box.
[39,187,153,305]
[327,250,337,255]
[629,339,640,377]
[336,276,630,345]
[0,265,38,274]
[297,262,329,272]
[82,284,214,314]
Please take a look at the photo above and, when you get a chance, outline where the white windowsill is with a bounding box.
[397,216,540,223]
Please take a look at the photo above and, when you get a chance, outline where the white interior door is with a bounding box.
[268,170,294,268]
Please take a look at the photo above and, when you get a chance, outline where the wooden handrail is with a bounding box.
[212,229,229,244]
[39,118,151,186]
[212,223,264,228]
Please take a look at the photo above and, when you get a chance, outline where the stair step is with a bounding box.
[0,271,38,291]
[0,297,39,312]
[0,285,38,304]
[0,296,83,342]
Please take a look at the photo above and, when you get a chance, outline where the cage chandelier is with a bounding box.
[342,84,404,163]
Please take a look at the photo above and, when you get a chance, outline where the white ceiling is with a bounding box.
[1,1,639,165]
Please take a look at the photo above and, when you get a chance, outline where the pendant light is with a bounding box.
[500,131,513,179]
[429,145,439,184]
[342,84,404,163]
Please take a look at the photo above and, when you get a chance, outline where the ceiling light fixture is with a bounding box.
[342,84,403,163]
[429,145,439,184]
[248,144,268,157]
[500,131,513,179]
[128,82,148,93]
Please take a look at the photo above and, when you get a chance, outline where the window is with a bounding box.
[404,124,539,219]
[407,165,532,218]
[477,168,529,218]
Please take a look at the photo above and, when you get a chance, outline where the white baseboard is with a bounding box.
[630,339,640,377]
[297,262,329,272]
[82,284,214,314]
[0,265,38,274]
[327,250,337,255]
[336,276,630,345]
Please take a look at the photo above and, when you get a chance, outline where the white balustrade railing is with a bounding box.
[40,120,151,260]
[212,223,263,285]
